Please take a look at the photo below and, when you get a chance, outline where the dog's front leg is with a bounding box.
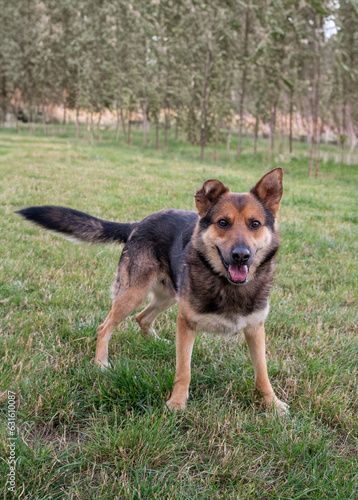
[166,313,196,411]
[244,322,289,414]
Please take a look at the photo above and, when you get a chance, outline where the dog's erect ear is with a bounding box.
[250,168,283,218]
[195,179,229,217]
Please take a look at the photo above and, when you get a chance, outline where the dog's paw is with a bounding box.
[263,394,289,415]
[146,326,158,339]
[156,335,171,344]
[149,329,171,344]
[95,358,110,371]
[165,398,186,411]
[272,397,290,416]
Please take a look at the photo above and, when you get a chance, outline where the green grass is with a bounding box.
[0,127,357,499]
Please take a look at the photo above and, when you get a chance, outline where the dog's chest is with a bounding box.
[192,305,269,335]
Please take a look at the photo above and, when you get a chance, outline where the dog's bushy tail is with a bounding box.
[16,206,138,244]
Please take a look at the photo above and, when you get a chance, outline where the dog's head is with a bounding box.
[194,168,283,285]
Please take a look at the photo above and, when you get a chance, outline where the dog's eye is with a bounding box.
[250,220,261,229]
[217,219,229,228]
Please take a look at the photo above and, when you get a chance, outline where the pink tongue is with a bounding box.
[228,264,248,282]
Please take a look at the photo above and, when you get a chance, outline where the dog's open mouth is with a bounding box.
[216,247,249,284]
[227,264,248,283]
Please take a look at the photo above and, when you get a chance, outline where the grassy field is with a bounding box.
[0,127,357,499]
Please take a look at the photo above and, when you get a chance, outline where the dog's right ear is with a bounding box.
[195,179,229,217]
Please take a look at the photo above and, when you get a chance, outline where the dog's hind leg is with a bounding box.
[95,285,151,369]
[136,284,177,338]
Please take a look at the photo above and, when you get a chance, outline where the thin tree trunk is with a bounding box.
[120,108,127,142]
[213,118,219,161]
[269,96,279,163]
[14,89,20,132]
[226,127,231,152]
[309,108,318,178]
[51,104,56,128]
[155,116,159,149]
[309,14,321,177]
[164,106,170,150]
[62,88,67,129]
[1,100,6,125]
[115,107,121,141]
[89,110,94,144]
[42,104,47,134]
[200,45,212,160]
[1,105,5,125]
[342,79,347,149]
[314,119,324,178]
[237,8,250,158]
[29,106,34,134]
[97,111,102,141]
[128,106,132,145]
[187,80,198,145]
[309,130,317,178]
[164,55,171,151]
[254,114,259,156]
[29,106,33,132]
[175,111,180,140]
[340,81,347,161]
[1,76,6,125]
[289,90,293,154]
[142,103,148,147]
[300,99,311,143]
[62,105,66,127]
[187,104,197,145]
[346,99,357,153]
[75,107,80,139]
[142,36,149,148]
[31,109,37,134]
[164,113,168,150]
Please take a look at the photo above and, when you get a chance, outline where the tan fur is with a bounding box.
[95,285,151,367]
[166,312,196,410]
[244,322,287,412]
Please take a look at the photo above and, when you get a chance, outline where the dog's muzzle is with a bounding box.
[216,247,250,284]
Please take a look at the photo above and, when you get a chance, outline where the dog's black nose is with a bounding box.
[232,247,250,264]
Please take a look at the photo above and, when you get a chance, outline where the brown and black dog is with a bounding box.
[17,168,288,414]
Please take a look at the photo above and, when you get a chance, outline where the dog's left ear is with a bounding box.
[195,179,229,217]
[250,168,283,218]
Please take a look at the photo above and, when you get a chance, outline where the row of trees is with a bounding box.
[1,0,357,171]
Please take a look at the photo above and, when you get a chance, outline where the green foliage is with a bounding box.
[0,0,357,154]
